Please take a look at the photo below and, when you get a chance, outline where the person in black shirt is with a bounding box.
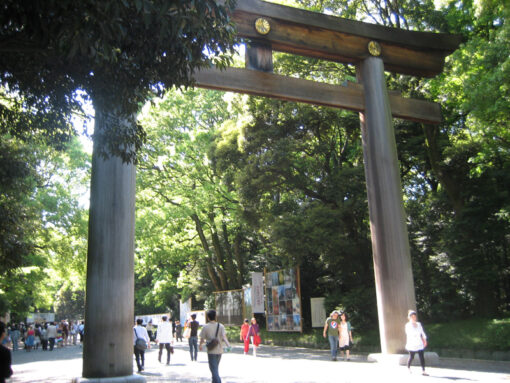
[0,322,13,383]
[188,314,200,361]
[175,320,183,342]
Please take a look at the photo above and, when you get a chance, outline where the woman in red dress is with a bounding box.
[240,319,250,355]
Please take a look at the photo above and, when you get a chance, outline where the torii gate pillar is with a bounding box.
[79,108,144,382]
[358,57,416,353]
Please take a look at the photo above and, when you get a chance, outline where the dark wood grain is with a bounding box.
[232,0,462,76]
[193,67,441,123]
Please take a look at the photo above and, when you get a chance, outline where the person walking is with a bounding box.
[33,325,41,350]
[156,316,173,365]
[46,322,57,351]
[24,326,35,352]
[0,322,13,383]
[133,319,150,373]
[240,319,250,355]
[338,312,353,361]
[323,310,341,361]
[246,318,261,357]
[147,320,154,343]
[40,324,48,351]
[188,314,200,361]
[405,310,428,376]
[70,321,78,345]
[199,309,231,383]
[78,321,85,345]
[174,320,183,342]
[8,325,19,352]
[61,320,69,347]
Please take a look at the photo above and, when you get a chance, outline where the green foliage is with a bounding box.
[1,0,238,162]
[208,89,379,328]
[0,293,9,316]
[54,283,86,321]
[426,318,510,351]
[0,89,76,150]
[136,88,254,311]
[0,133,90,318]
[400,0,510,318]
[0,266,52,320]
[0,135,40,270]
[224,318,510,354]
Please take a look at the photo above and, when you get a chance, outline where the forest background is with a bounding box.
[1,0,509,338]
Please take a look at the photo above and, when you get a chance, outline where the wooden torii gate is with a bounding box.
[81,0,461,381]
[194,0,461,354]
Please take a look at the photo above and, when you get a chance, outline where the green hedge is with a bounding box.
[426,318,510,351]
[225,326,379,351]
[225,318,510,353]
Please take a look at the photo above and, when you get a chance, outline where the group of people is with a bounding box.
[2,320,85,352]
[323,310,353,361]
[2,307,430,383]
[323,309,429,375]
[132,310,231,383]
[239,317,261,356]
[132,313,201,372]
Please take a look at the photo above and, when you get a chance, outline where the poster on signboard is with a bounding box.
[187,310,207,326]
[135,313,172,326]
[27,313,55,324]
[251,272,265,313]
[243,287,253,320]
[180,298,192,325]
[215,289,244,326]
[265,267,302,332]
[310,297,326,328]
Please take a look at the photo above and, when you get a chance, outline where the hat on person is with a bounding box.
[407,310,417,318]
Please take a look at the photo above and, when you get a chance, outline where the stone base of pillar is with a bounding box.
[72,375,146,383]
[368,352,439,366]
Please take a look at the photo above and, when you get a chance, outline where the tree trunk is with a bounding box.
[191,213,222,290]
[208,213,229,290]
[233,233,244,287]
[422,124,464,215]
[222,221,239,288]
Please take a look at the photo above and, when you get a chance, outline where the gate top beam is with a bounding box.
[233,0,462,77]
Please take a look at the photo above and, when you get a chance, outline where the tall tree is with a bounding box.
[0,135,90,320]
[136,88,255,307]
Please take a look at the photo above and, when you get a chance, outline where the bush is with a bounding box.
[225,317,510,354]
[426,318,510,351]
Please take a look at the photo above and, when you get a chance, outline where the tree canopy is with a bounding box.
[1,0,509,327]
[1,0,237,319]
[1,0,237,161]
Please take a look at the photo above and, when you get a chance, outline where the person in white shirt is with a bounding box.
[156,316,173,364]
[46,322,58,351]
[133,319,150,372]
[405,310,428,376]
[70,321,79,345]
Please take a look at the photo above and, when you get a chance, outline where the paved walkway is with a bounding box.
[9,341,510,383]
